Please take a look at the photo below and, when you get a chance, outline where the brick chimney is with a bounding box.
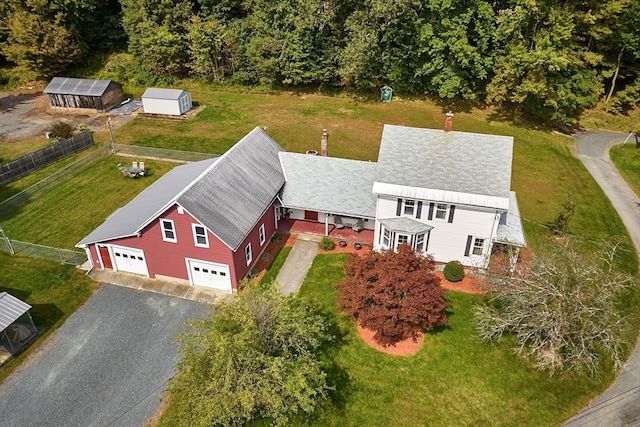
[444,111,454,132]
[321,129,328,156]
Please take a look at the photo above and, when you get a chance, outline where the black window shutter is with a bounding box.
[396,198,403,216]
[448,205,456,223]
[464,235,473,256]
[428,203,435,220]
[416,201,423,219]
[425,231,431,251]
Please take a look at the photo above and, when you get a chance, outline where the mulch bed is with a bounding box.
[357,325,424,356]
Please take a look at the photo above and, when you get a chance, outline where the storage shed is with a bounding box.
[44,77,124,112]
[142,88,192,116]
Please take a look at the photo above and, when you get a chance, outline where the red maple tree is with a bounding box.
[335,244,449,347]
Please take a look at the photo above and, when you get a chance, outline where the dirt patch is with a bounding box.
[357,324,423,356]
[0,91,134,143]
[435,271,487,294]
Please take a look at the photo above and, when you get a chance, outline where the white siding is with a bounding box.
[374,195,501,267]
[142,93,191,116]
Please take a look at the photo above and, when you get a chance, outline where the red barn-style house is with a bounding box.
[78,120,526,293]
[77,128,284,292]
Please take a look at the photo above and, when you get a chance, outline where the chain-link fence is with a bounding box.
[0,236,88,266]
[0,144,217,220]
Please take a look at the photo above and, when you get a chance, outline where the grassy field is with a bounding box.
[611,143,640,197]
[0,253,98,383]
[0,88,637,423]
[268,254,609,426]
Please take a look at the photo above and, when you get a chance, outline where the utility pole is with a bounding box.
[107,117,115,153]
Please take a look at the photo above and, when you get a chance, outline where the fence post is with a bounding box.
[0,227,15,255]
[58,248,64,264]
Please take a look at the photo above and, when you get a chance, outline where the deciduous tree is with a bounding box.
[166,283,331,426]
[335,244,449,347]
[474,240,635,377]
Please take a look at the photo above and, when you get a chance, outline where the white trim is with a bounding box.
[192,223,209,248]
[259,224,266,246]
[245,243,252,266]
[160,219,177,243]
[373,182,509,210]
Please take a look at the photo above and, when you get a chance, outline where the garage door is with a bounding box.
[187,259,232,291]
[111,246,149,276]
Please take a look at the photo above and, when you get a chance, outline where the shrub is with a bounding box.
[50,121,74,139]
[319,237,335,250]
[335,244,449,346]
[443,261,465,282]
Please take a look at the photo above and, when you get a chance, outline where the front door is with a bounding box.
[304,210,319,221]
[99,246,112,269]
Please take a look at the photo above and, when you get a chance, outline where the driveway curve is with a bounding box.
[0,285,209,427]
[565,130,640,426]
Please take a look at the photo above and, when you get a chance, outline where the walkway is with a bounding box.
[276,234,322,295]
[565,130,640,426]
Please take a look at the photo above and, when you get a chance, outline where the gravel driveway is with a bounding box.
[0,285,209,427]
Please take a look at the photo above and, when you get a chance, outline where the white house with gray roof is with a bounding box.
[77,122,525,292]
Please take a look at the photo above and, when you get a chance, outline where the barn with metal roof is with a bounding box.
[44,77,124,111]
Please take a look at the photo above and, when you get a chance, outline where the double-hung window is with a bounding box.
[245,243,252,266]
[259,224,266,246]
[415,233,425,251]
[404,200,415,216]
[192,224,208,247]
[161,219,177,242]
[473,238,484,256]
[435,203,448,220]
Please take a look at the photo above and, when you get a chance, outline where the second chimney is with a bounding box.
[321,129,328,156]
[444,111,454,132]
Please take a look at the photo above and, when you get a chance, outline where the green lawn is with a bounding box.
[294,254,608,427]
[0,155,176,248]
[611,143,640,197]
[0,252,98,384]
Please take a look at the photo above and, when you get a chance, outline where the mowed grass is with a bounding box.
[294,254,608,427]
[0,252,98,384]
[611,143,640,196]
[0,155,176,248]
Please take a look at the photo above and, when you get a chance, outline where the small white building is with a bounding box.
[141,88,192,116]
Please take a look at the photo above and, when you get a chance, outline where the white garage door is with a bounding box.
[187,259,232,291]
[111,246,149,276]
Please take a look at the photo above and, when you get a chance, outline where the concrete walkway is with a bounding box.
[276,234,322,295]
[565,130,640,426]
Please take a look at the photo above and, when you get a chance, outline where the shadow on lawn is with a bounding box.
[0,286,64,331]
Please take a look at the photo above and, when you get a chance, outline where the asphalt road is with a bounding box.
[0,285,209,427]
[565,130,640,427]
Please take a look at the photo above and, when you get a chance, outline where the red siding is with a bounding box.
[90,202,279,290]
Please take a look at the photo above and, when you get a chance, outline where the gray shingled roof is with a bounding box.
[142,88,188,100]
[76,158,218,247]
[377,217,434,234]
[375,125,513,200]
[178,127,285,251]
[279,153,377,218]
[496,192,526,247]
[44,77,117,96]
[0,292,31,333]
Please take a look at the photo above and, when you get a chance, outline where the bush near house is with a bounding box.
[443,260,465,282]
[319,237,335,250]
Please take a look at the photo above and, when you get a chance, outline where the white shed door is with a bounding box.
[111,246,148,276]
[187,259,232,291]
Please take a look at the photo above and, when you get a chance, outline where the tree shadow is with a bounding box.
[0,92,42,114]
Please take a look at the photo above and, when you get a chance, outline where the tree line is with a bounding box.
[1,0,639,123]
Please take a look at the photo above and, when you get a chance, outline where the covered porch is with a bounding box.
[277,218,374,246]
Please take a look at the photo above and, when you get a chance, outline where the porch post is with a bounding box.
[325,214,329,236]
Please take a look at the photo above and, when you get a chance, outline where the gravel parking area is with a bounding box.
[0,285,210,427]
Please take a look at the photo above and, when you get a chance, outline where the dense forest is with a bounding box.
[1,0,639,123]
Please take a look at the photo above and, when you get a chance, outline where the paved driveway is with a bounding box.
[565,131,640,426]
[0,285,209,427]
